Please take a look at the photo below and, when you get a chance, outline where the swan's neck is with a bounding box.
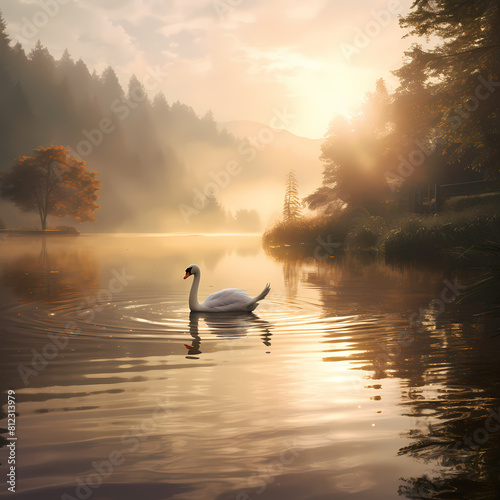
[189,272,202,311]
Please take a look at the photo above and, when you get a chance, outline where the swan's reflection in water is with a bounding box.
[186,311,273,358]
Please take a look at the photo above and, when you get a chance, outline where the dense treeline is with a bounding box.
[307,0,500,213]
[266,0,500,256]
[0,12,260,232]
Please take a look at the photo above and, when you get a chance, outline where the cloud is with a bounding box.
[1,0,416,138]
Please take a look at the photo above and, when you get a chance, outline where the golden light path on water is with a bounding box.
[0,234,499,500]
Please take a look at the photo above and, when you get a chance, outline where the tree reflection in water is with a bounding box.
[265,247,500,499]
[2,237,100,303]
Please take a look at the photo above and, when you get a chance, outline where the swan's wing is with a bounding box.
[202,288,253,312]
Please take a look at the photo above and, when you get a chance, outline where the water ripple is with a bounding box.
[1,292,363,343]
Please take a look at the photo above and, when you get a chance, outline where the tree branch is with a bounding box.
[424,43,500,63]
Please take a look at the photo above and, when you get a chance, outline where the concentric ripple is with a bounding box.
[0,289,360,344]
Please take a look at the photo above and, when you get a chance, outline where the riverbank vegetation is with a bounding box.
[264,193,500,258]
[264,1,500,261]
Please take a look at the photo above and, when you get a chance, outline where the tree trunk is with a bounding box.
[41,212,47,231]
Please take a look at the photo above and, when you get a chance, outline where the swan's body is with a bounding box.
[183,264,270,312]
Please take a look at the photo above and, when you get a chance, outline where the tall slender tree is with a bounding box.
[0,11,10,53]
[283,169,302,221]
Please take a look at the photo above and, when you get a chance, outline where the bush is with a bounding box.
[383,213,500,258]
[263,200,500,261]
[262,217,322,247]
[262,210,355,248]
[346,214,386,249]
[443,192,500,213]
[384,219,440,258]
[0,216,6,230]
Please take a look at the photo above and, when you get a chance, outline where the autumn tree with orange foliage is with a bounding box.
[0,146,101,230]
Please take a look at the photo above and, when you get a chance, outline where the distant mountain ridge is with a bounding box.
[220,120,322,149]
[0,12,325,232]
[218,120,324,223]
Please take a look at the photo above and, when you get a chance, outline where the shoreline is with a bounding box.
[0,229,79,236]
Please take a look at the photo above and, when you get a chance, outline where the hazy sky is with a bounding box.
[3,0,415,138]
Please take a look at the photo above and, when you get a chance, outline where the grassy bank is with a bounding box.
[263,193,500,260]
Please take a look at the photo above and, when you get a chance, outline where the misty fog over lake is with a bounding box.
[1,1,500,499]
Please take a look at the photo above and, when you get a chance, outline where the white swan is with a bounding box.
[183,264,271,312]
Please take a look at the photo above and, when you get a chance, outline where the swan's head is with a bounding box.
[183,264,200,279]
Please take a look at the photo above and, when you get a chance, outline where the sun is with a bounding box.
[284,60,386,139]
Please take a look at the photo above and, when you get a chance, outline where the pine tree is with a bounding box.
[0,10,10,53]
[128,74,148,105]
[58,49,74,70]
[29,40,55,69]
[99,66,124,107]
[282,169,302,222]
[153,92,170,113]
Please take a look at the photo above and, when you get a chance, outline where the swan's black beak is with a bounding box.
[183,272,191,279]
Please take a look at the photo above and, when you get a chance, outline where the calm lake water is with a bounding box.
[1,234,499,500]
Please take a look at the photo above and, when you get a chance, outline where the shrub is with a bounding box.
[346,214,386,249]
[443,192,500,213]
[383,213,500,258]
[263,199,500,261]
[262,210,355,248]
[383,217,438,258]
